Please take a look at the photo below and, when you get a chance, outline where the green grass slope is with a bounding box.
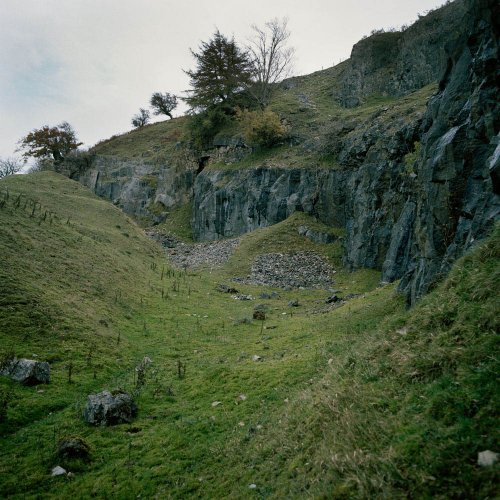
[92,117,188,162]
[0,173,498,498]
[0,172,163,431]
[219,225,500,498]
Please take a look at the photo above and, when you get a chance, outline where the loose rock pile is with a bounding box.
[234,252,335,289]
[146,230,180,248]
[166,238,240,268]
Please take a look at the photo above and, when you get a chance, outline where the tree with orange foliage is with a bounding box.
[17,122,82,165]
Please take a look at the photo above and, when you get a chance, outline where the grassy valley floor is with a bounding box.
[0,173,498,498]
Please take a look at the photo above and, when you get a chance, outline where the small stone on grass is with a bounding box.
[478,450,498,467]
[51,466,67,477]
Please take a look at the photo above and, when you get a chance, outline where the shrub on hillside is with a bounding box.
[237,108,287,148]
[186,107,233,149]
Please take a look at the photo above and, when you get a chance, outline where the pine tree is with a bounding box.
[184,30,253,112]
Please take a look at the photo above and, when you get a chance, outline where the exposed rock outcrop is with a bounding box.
[335,0,469,106]
[397,0,500,302]
[83,0,499,304]
[79,156,195,223]
[192,0,500,303]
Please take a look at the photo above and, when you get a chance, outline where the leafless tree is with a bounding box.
[0,157,23,178]
[131,108,151,128]
[247,17,295,108]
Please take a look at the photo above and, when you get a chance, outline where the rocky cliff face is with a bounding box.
[193,102,425,278]
[79,155,195,223]
[83,0,499,304]
[335,0,469,107]
[192,0,499,302]
[396,0,500,302]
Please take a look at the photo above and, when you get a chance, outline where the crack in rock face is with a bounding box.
[234,252,335,289]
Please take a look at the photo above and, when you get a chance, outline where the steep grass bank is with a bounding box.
[0,172,163,435]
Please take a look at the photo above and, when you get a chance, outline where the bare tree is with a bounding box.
[0,157,23,178]
[150,92,178,119]
[132,108,151,128]
[247,18,295,108]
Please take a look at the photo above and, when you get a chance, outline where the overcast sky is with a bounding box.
[0,0,447,160]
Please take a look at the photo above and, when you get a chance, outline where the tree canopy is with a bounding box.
[131,108,151,128]
[17,122,82,164]
[184,30,253,112]
[150,92,177,119]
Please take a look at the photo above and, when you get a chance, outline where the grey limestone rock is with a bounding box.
[0,358,50,385]
[78,156,195,224]
[51,466,67,477]
[325,295,342,304]
[83,390,137,426]
[216,283,239,294]
[477,450,498,467]
[298,225,337,244]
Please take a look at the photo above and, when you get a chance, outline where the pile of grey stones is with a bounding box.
[234,251,335,289]
[166,238,240,268]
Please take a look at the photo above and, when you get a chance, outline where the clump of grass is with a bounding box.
[154,202,193,242]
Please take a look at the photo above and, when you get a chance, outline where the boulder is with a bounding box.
[216,283,239,294]
[51,466,67,477]
[259,292,281,299]
[0,358,50,385]
[477,450,498,467]
[325,294,342,304]
[253,303,269,312]
[57,437,91,460]
[298,225,337,244]
[83,390,137,426]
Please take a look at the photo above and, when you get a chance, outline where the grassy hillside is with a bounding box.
[0,173,498,498]
[92,117,188,163]
[88,66,437,173]
[0,172,163,432]
[220,225,500,498]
